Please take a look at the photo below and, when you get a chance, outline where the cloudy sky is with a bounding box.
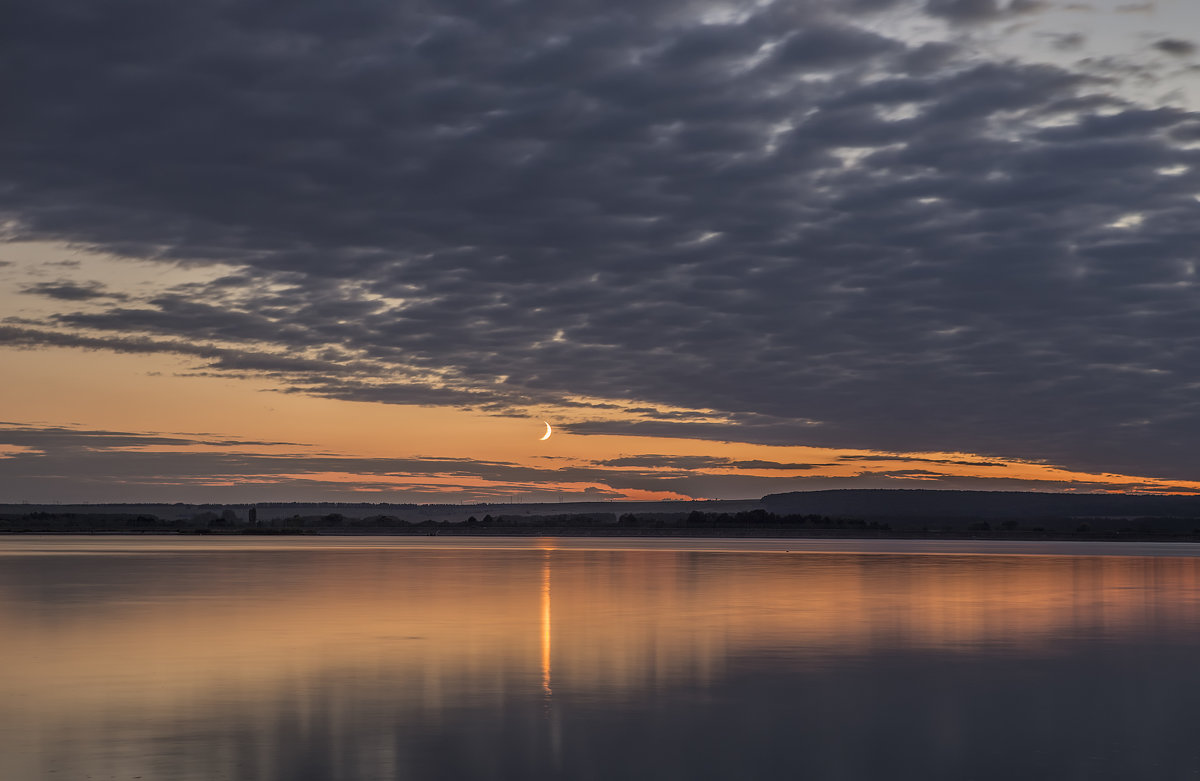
[3,0,1199,503]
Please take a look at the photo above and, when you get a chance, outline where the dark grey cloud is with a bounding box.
[764,24,902,71]
[900,41,962,74]
[560,417,825,445]
[1044,32,1086,52]
[924,0,1045,24]
[595,455,827,470]
[21,279,125,301]
[859,468,944,478]
[2,0,1200,486]
[1153,38,1196,57]
[838,454,1010,467]
[0,325,385,378]
[0,423,299,451]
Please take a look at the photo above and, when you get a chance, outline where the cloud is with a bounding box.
[595,455,828,470]
[21,280,125,301]
[838,454,1010,467]
[1,0,1199,489]
[923,0,1046,25]
[1043,32,1086,52]
[0,325,387,378]
[763,24,903,71]
[857,468,944,478]
[0,423,299,451]
[1153,39,1197,58]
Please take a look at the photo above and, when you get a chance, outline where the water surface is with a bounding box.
[3,536,1200,779]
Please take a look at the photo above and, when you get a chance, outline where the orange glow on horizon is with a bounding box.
[2,341,1199,500]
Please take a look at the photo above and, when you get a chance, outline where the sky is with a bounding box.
[2,0,1199,503]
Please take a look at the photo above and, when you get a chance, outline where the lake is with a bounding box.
[3,536,1200,779]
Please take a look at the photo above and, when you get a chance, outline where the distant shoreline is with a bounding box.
[4,527,1200,544]
[4,490,1199,542]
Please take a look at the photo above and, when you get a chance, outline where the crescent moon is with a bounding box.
[539,421,553,441]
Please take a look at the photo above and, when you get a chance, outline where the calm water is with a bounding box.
[4,536,1200,780]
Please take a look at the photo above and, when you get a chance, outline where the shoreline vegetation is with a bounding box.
[3,489,1200,542]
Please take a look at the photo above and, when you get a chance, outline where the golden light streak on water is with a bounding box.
[541,551,553,698]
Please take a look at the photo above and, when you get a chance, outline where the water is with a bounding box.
[3,536,1200,780]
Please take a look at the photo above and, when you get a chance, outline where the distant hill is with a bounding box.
[761,489,1200,521]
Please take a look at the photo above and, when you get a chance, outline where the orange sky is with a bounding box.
[2,319,1199,501]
